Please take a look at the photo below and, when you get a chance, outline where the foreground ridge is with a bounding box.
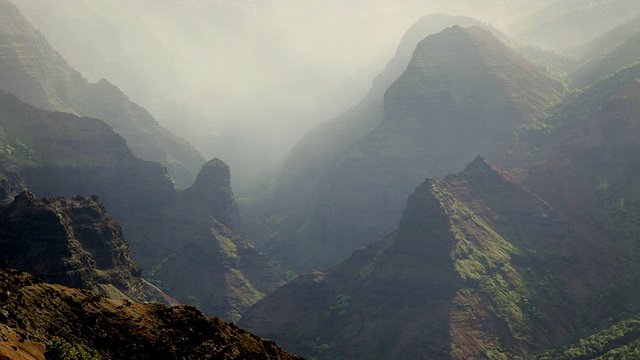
[0,267,303,360]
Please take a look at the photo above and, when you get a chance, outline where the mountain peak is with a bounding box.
[183,158,241,231]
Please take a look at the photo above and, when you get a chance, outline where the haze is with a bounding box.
[14,0,565,193]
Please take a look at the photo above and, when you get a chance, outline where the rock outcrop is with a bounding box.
[0,190,144,302]
[0,267,303,360]
[132,160,290,321]
[0,0,204,186]
[183,158,242,232]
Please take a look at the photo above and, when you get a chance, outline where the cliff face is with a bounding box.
[183,158,242,232]
[0,268,303,360]
[0,191,144,302]
[264,26,565,272]
[0,0,203,186]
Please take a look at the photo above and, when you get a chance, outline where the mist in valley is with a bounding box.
[12,0,570,194]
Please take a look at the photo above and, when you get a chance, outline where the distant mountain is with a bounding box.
[0,92,289,321]
[571,17,640,88]
[0,190,145,302]
[515,0,640,51]
[262,26,564,272]
[0,0,204,187]
[572,15,640,59]
[0,267,302,359]
[263,15,498,215]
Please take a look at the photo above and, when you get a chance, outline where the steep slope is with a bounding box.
[0,191,144,302]
[265,26,565,271]
[0,0,203,186]
[0,91,176,212]
[0,92,288,321]
[241,157,616,359]
[514,63,640,207]
[538,312,640,359]
[0,267,302,360]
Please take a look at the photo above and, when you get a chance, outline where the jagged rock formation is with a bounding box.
[263,26,565,272]
[0,268,303,360]
[183,158,242,232]
[0,0,203,186]
[0,190,144,302]
[133,159,290,321]
[0,92,289,321]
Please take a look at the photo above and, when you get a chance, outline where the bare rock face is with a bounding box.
[0,268,303,360]
[183,158,242,232]
[0,190,145,302]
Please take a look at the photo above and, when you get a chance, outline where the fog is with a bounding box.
[15,0,558,193]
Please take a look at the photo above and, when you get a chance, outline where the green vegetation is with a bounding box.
[325,294,352,317]
[595,179,640,239]
[589,179,640,319]
[537,314,640,359]
[145,253,177,280]
[431,179,539,345]
[45,337,100,360]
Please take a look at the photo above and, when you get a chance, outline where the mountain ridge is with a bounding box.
[263,25,565,272]
[0,267,303,359]
[0,0,204,186]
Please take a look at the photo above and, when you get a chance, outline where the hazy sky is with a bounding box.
[14,0,559,191]
[16,0,550,127]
